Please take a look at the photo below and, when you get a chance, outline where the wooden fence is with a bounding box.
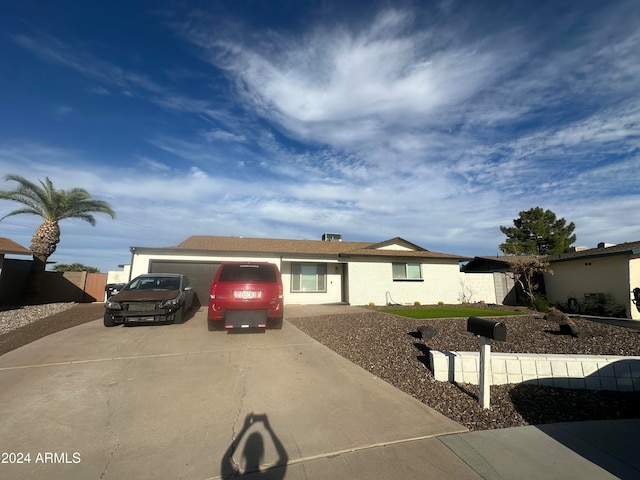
[0,259,108,305]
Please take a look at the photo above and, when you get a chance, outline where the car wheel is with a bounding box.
[268,317,283,329]
[104,312,116,327]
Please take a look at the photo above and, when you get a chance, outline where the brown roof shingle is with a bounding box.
[173,235,469,261]
[0,237,31,255]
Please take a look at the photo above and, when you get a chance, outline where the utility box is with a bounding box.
[467,316,507,342]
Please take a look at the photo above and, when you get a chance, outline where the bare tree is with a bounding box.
[508,256,553,309]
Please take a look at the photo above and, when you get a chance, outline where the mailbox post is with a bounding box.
[466,317,507,409]
[478,336,490,408]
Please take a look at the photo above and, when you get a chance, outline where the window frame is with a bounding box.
[392,262,424,282]
[291,263,328,293]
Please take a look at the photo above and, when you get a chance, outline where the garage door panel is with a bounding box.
[149,261,219,306]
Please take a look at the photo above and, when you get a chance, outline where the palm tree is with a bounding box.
[0,174,116,295]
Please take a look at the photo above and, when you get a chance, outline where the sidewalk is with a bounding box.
[438,419,640,480]
[224,418,640,479]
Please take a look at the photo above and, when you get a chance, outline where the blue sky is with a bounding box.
[1,0,639,272]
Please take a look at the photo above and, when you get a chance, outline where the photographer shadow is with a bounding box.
[221,413,288,479]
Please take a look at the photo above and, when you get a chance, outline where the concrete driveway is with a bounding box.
[0,306,474,479]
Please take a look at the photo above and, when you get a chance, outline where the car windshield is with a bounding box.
[127,276,181,290]
[219,264,277,282]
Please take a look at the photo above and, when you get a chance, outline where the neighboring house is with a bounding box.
[0,237,31,263]
[0,237,32,305]
[107,264,131,285]
[544,241,640,320]
[127,234,470,306]
[461,256,539,305]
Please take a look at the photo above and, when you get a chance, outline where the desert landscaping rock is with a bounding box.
[289,310,640,431]
[0,302,77,334]
[545,307,581,337]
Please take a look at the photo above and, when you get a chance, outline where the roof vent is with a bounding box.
[568,246,588,252]
[597,242,615,248]
[322,233,342,242]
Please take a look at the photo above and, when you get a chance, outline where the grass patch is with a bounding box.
[381,306,523,319]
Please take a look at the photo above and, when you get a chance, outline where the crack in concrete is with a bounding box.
[99,392,121,479]
[227,345,249,475]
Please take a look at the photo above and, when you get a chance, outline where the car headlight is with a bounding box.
[160,297,181,308]
[105,300,122,310]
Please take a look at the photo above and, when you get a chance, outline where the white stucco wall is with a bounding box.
[425,263,471,304]
[107,265,131,284]
[544,255,632,317]
[459,272,498,304]
[346,259,463,306]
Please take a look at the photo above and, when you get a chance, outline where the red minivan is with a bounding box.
[208,262,284,330]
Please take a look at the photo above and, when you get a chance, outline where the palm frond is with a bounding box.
[0,207,43,221]
[1,175,56,218]
[1,175,116,223]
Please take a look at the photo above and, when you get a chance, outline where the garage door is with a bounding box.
[149,261,220,307]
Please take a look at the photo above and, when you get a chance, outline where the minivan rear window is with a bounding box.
[218,264,277,283]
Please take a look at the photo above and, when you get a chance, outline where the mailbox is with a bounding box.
[466,317,507,342]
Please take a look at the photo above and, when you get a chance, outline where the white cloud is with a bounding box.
[201,128,246,143]
[88,86,110,95]
[189,166,208,178]
[137,156,172,172]
[55,105,73,115]
[10,33,163,95]
[10,32,228,124]
[194,10,518,152]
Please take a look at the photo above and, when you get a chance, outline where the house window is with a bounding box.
[392,262,422,280]
[291,263,327,292]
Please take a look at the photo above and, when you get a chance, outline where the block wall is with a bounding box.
[430,350,640,391]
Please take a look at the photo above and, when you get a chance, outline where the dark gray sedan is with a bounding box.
[104,273,195,327]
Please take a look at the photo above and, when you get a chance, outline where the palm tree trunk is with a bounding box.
[24,220,60,302]
[30,219,60,261]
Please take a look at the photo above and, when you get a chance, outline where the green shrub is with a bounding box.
[532,294,550,312]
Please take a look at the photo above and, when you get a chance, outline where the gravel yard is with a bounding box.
[0,302,77,334]
[3,303,640,431]
[289,309,640,431]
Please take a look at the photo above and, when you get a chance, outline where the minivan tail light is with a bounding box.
[210,282,218,300]
[278,283,283,299]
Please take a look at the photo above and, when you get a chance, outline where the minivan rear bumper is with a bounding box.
[208,301,282,320]
[223,309,268,328]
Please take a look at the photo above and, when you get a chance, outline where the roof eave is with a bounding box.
[547,249,635,263]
